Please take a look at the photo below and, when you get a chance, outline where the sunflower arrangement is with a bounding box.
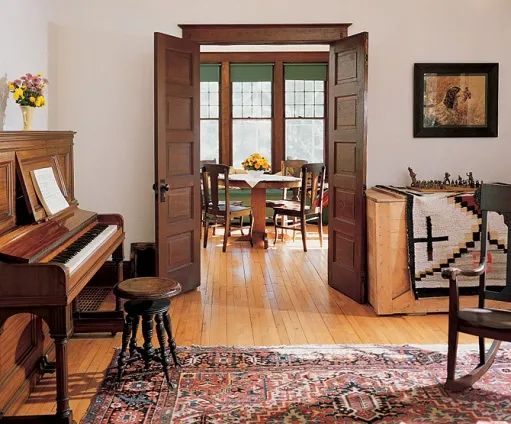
[241,153,270,172]
[8,73,48,107]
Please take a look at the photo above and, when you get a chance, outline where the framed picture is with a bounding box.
[413,63,498,137]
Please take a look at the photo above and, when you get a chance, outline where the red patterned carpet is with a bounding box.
[82,345,511,423]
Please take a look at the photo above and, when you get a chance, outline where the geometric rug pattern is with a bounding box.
[81,345,511,423]
[380,187,508,298]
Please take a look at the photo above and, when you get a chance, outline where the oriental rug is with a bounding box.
[81,344,511,423]
[378,186,508,298]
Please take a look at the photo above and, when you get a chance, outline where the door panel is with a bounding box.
[328,32,368,303]
[154,32,200,292]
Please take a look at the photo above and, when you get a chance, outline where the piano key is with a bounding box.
[51,224,118,273]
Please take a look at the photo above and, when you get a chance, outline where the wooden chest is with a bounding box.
[366,187,492,315]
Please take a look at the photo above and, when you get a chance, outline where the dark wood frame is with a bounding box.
[181,24,350,45]
[200,52,329,172]
[413,63,499,138]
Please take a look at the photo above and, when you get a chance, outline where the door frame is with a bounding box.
[157,23,368,302]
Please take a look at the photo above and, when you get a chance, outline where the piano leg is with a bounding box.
[0,305,75,424]
[113,243,124,314]
[53,335,73,423]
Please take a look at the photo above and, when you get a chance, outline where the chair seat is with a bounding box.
[272,200,311,213]
[458,308,511,330]
[206,204,252,217]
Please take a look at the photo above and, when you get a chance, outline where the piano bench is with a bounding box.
[113,277,182,388]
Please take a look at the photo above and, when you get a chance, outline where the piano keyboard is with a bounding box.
[51,224,118,273]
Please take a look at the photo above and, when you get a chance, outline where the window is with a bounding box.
[200,64,220,162]
[231,64,273,168]
[199,53,329,170]
[284,64,326,163]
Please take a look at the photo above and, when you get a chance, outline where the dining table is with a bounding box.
[227,174,301,248]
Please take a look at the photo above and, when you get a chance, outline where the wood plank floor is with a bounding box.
[16,226,478,420]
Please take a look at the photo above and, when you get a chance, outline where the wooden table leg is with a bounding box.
[250,187,268,248]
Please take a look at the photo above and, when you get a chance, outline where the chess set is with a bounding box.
[407,167,480,192]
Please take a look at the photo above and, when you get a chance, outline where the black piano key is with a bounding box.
[51,223,111,266]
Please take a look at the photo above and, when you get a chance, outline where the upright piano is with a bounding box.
[0,131,125,423]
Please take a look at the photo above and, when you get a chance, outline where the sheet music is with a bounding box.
[30,167,69,216]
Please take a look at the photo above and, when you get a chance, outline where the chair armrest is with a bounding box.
[441,263,486,280]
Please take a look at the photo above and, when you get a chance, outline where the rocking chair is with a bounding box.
[442,183,511,391]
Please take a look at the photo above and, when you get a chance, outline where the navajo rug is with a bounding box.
[81,345,511,423]
[379,186,508,298]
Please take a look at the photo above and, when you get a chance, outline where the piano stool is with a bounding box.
[114,277,182,388]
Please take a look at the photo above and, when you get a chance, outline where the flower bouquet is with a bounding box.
[8,73,48,130]
[241,153,270,176]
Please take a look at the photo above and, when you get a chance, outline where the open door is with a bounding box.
[328,32,368,303]
[154,32,200,292]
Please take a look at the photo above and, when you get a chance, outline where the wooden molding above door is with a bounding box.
[180,24,351,45]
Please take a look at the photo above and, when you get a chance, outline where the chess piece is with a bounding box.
[467,172,474,188]
[408,167,417,186]
[443,172,451,185]
[457,175,463,186]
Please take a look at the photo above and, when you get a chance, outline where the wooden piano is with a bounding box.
[0,131,125,423]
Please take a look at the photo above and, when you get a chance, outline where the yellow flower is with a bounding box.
[8,83,15,91]
[255,163,260,169]
[30,96,36,103]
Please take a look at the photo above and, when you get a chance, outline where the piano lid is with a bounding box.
[0,207,97,263]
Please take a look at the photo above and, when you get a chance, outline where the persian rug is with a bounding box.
[81,344,511,423]
[378,186,508,298]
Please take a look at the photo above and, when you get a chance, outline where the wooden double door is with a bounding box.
[154,31,368,303]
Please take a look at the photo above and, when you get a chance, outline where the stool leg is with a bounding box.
[163,312,180,367]
[141,313,154,369]
[129,315,140,356]
[155,313,174,388]
[117,314,133,383]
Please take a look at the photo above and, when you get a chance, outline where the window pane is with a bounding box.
[200,81,219,119]
[232,120,272,168]
[200,120,219,162]
[232,81,272,118]
[285,119,324,163]
[285,79,324,118]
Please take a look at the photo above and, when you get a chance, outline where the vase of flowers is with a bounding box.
[242,153,270,177]
[8,73,48,130]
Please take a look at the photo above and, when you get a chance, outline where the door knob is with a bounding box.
[156,180,170,202]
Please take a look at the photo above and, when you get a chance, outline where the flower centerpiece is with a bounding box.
[8,73,48,130]
[241,153,270,176]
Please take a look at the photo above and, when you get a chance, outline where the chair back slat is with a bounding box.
[478,183,511,304]
[300,163,326,213]
[281,160,307,200]
[201,164,229,215]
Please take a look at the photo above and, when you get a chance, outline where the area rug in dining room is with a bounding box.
[81,344,511,423]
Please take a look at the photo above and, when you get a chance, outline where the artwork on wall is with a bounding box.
[413,63,498,137]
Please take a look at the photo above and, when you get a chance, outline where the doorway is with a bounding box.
[154,25,368,303]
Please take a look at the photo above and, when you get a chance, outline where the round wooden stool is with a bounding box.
[114,277,181,387]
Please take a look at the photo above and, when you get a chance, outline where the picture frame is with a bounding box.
[413,63,498,137]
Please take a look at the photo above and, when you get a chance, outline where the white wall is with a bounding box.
[40,0,511,247]
[0,0,51,130]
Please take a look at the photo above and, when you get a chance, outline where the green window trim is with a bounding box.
[230,64,273,82]
[284,63,327,81]
[200,64,220,82]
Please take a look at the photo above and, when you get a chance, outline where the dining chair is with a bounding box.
[200,159,244,236]
[201,164,254,252]
[266,159,308,241]
[271,163,326,252]
[442,183,511,392]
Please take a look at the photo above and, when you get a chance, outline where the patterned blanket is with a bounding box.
[380,187,508,298]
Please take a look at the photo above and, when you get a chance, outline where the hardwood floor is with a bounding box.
[15,225,477,420]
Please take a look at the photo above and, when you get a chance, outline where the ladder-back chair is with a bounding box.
[201,164,253,252]
[442,183,511,391]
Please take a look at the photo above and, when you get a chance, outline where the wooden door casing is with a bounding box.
[154,32,201,292]
[328,32,368,303]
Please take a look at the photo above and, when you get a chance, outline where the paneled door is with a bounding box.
[328,32,368,303]
[154,32,200,292]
